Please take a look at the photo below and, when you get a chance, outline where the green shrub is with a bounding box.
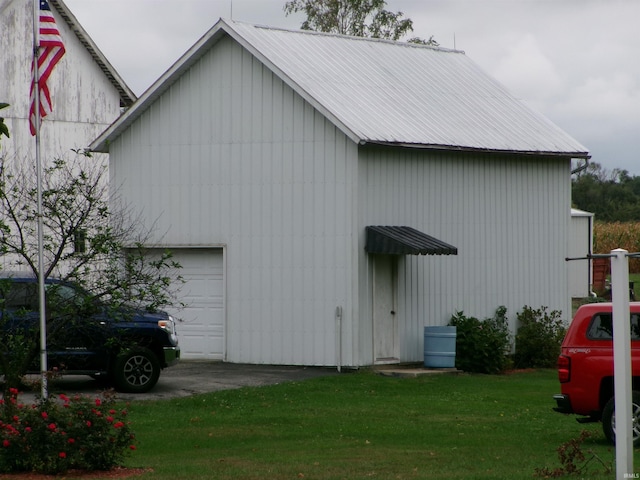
[0,389,135,474]
[449,306,512,374]
[514,306,566,369]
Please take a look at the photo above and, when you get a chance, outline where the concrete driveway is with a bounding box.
[16,361,340,402]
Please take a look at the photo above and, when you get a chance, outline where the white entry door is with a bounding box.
[372,255,398,364]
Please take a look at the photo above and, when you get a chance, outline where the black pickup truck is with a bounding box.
[0,273,180,393]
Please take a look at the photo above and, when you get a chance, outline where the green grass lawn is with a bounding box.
[115,369,640,479]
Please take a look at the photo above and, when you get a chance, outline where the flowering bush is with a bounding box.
[0,389,136,474]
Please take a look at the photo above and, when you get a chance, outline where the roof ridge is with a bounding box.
[227,18,464,54]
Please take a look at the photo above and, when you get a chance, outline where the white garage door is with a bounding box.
[160,249,225,360]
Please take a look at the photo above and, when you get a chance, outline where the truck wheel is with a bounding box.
[113,348,160,393]
[602,391,640,447]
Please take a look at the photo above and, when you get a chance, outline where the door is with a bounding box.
[158,249,225,360]
[372,255,399,364]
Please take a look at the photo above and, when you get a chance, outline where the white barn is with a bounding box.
[0,0,134,162]
[92,19,590,367]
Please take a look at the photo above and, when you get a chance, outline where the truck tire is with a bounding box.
[113,348,161,393]
[602,391,640,447]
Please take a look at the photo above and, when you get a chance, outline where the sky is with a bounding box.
[62,0,640,175]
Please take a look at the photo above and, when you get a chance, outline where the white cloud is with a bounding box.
[560,73,640,124]
[493,33,564,102]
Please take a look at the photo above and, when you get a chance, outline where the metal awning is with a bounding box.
[365,226,458,256]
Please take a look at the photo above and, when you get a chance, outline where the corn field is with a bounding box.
[594,221,640,273]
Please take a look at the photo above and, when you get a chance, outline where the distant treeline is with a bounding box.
[572,162,640,221]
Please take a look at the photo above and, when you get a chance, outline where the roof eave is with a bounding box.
[360,140,591,160]
[91,19,243,152]
[51,0,136,107]
[90,18,364,153]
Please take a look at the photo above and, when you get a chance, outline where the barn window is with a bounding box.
[73,229,87,254]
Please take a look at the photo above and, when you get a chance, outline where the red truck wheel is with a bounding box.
[602,391,640,446]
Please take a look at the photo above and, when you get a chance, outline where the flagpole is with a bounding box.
[32,0,48,401]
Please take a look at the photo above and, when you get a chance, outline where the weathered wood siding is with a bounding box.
[357,146,572,363]
[0,0,121,160]
[109,36,359,366]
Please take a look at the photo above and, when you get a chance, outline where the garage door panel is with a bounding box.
[179,326,224,358]
[182,277,223,298]
[176,307,224,326]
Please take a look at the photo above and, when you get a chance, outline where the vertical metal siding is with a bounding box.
[358,147,571,363]
[110,36,358,366]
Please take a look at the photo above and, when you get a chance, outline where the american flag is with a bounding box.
[29,0,66,136]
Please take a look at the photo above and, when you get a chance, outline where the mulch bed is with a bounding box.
[0,467,151,479]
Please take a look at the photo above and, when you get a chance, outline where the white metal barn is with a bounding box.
[569,208,594,298]
[0,0,134,162]
[92,19,590,367]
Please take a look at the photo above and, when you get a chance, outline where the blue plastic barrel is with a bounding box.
[424,326,457,368]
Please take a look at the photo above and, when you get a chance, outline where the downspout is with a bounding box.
[571,158,590,175]
[335,306,343,373]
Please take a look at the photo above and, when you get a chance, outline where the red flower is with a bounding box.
[9,388,18,396]
[59,452,66,458]
[106,416,114,423]
[129,445,136,450]
[2,440,9,448]
[86,421,92,428]
[95,398,102,407]
[12,415,19,423]
[113,422,124,429]
[41,412,48,419]
[48,423,57,431]
[25,427,31,433]
[68,438,75,444]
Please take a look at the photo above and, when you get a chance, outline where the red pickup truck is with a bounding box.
[553,302,640,445]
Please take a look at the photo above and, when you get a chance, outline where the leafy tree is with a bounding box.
[284,0,438,45]
[0,150,182,393]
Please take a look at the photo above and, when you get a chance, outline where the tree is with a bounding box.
[572,162,640,221]
[284,0,438,45]
[0,103,9,146]
[0,150,182,392]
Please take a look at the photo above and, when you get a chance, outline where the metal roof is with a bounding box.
[571,208,594,217]
[365,226,458,256]
[51,0,136,107]
[91,19,588,158]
